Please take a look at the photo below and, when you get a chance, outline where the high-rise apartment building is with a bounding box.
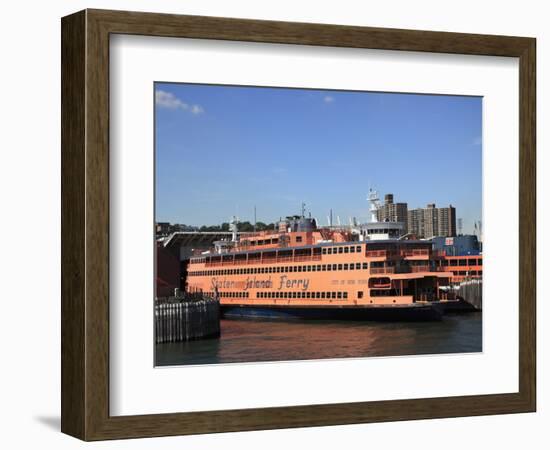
[407,203,456,238]
[376,194,408,232]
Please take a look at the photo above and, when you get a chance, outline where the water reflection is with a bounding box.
[155,312,482,366]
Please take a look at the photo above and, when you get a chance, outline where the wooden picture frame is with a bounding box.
[61,9,536,441]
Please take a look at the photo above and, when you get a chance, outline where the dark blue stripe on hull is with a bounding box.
[221,304,443,321]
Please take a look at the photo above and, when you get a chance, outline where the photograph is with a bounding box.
[154,83,483,366]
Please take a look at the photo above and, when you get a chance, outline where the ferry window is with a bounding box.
[272,239,278,244]
[321,292,326,298]
[459,259,467,266]
[328,248,332,254]
[358,291,363,299]
[362,263,368,269]
[322,248,327,254]
[306,292,310,298]
[338,264,343,270]
[332,292,337,299]
[338,247,343,254]
[327,264,332,271]
[307,265,312,272]
[296,236,303,243]
[350,246,355,253]
[478,259,483,265]
[344,247,349,253]
[322,264,327,271]
[343,264,348,270]
[356,246,361,252]
[479,271,483,276]
[349,264,354,270]
[459,271,466,275]
[332,264,337,271]
[450,260,458,266]
[292,292,297,298]
[317,265,322,271]
[298,266,302,272]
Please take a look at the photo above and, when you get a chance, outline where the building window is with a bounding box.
[296,236,303,243]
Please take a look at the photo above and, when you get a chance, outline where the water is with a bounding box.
[155,312,482,366]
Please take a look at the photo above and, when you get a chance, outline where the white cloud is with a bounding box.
[155,89,204,114]
[190,104,204,115]
[323,95,335,103]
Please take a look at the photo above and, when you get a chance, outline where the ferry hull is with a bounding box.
[221,302,444,321]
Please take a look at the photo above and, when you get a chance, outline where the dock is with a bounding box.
[155,293,220,343]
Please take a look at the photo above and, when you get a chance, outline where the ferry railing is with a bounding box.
[204,254,322,267]
[402,249,430,257]
[370,267,395,274]
[366,250,400,258]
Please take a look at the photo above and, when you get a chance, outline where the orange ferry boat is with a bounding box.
[185,213,461,320]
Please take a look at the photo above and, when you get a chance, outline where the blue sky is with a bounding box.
[155,83,482,233]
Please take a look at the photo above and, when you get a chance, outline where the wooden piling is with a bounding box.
[456,278,483,310]
[155,295,220,344]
